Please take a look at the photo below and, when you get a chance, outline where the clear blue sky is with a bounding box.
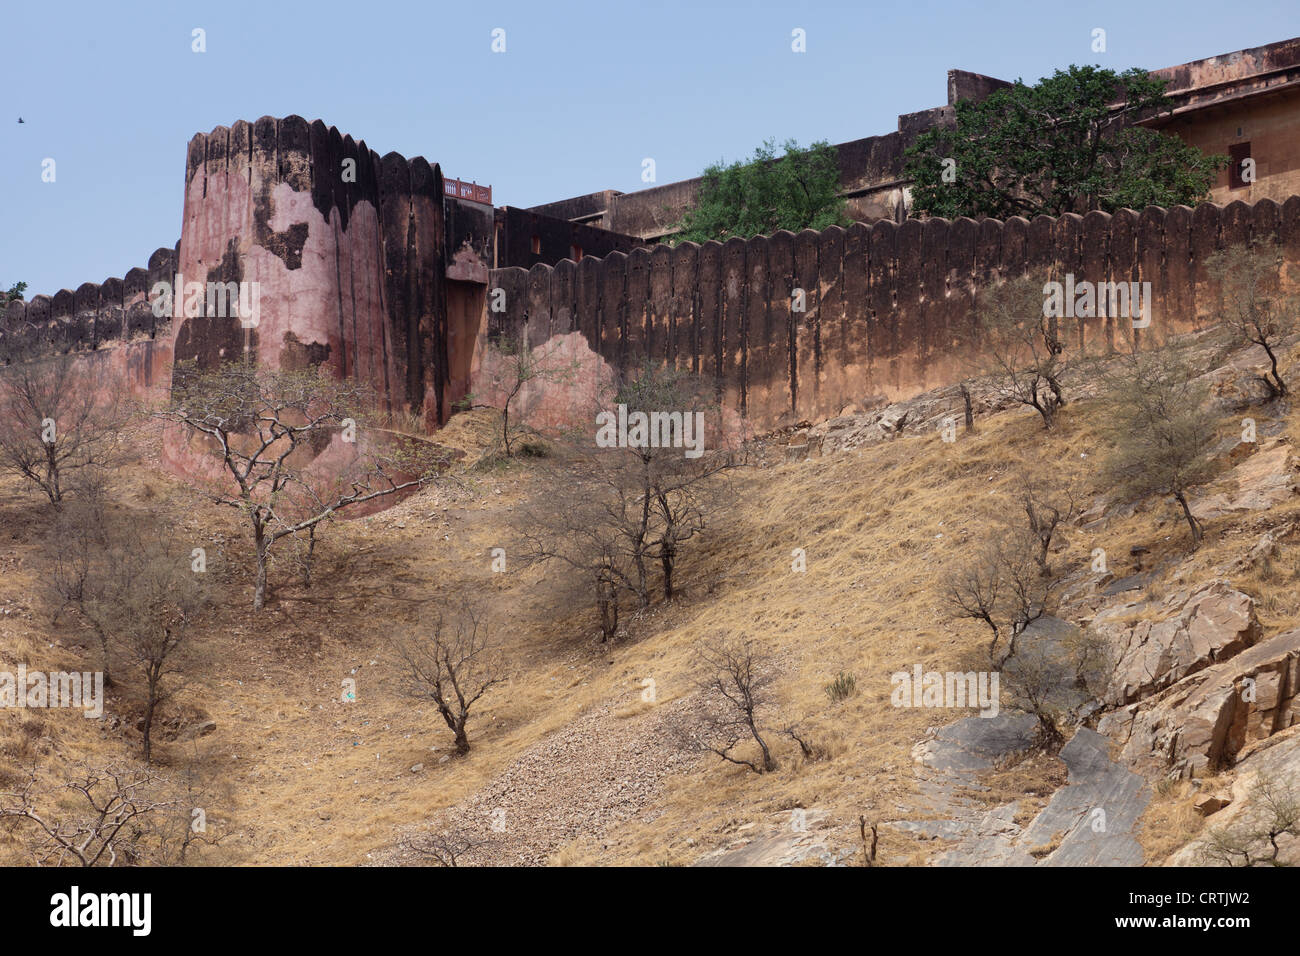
[3,0,1298,296]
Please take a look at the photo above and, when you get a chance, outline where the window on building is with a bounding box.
[570,244,583,262]
[530,235,541,255]
[1229,142,1252,189]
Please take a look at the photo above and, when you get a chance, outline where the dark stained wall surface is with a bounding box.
[1,247,176,363]
[496,206,643,269]
[488,197,1300,429]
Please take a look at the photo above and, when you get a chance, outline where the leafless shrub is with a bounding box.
[520,363,746,637]
[138,743,233,865]
[0,353,127,504]
[684,639,777,773]
[398,829,492,867]
[944,526,1051,668]
[45,505,208,762]
[1098,338,1217,547]
[968,273,1073,430]
[1014,471,1077,577]
[104,532,209,763]
[1000,624,1113,747]
[390,604,504,755]
[1206,241,1297,399]
[46,482,116,681]
[782,723,828,762]
[0,764,175,866]
[1199,773,1300,867]
[466,333,579,457]
[943,486,1111,744]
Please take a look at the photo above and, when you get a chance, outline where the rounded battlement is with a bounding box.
[183,115,443,233]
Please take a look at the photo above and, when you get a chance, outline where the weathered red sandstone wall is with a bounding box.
[174,116,449,428]
[0,247,177,398]
[3,117,463,518]
[486,197,1300,431]
[14,183,1300,445]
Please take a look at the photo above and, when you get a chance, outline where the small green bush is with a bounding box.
[825,672,857,703]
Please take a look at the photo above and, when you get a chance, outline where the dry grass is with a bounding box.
[0,334,1296,866]
[1137,776,1212,864]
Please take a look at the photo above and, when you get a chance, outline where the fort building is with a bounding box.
[5,34,1300,472]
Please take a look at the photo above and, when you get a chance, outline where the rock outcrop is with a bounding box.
[900,721,1148,866]
[1190,439,1297,520]
[1168,726,1300,865]
[1092,580,1261,706]
[1098,628,1300,777]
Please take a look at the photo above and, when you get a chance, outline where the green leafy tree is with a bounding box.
[2,282,26,305]
[673,139,849,243]
[904,66,1228,220]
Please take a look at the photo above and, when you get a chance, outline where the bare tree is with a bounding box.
[1099,340,1217,547]
[969,274,1072,429]
[146,744,232,865]
[158,362,449,610]
[47,507,208,762]
[398,829,491,867]
[0,352,126,504]
[944,527,1051,668]
[1200,773,1300,867]
[1014,471,1077,576]
[619,362,746,602]
[0,764,175,866]
[468,333,578,457]
[45,480,116,682]
[943,493,1110,745]
[686,639,777,773]
[648,450,745,602]
[98,531,208,763]
[1000,624,1113,747]
[1206,241,1297,398]
[390,604,503,755]
[523,363,744,633]
[520,469,636,643]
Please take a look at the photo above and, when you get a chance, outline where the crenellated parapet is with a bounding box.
[488,196,1300,429]
[1,246,176,364]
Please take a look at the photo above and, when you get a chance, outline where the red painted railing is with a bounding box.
[443,178,492,205]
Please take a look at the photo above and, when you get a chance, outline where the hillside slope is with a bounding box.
[1,329,1297,867]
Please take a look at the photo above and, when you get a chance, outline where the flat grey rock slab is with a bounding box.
[1020,729,1148,867]
[912,714,1039,774]
[904,720,1149,867]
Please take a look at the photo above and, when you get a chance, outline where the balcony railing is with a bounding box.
[444,178,492,205]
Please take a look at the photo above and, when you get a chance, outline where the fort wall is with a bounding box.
[485,197,1300,429]
[1,247,178,398]
[10,112,1300,454]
